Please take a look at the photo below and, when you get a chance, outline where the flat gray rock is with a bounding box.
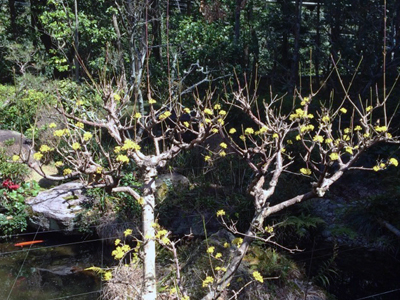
[26,182,91,232]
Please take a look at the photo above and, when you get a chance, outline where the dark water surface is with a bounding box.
[0,233,105,300]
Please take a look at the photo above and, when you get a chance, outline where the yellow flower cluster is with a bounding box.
[63,168,72,175]
[340,108,347,114]
[214,104,221,110]
[207,246,215,254]
[300,124,315,133]
[313,135,324,143]
[265,226,274,233]
[300,168,311,175]
[72,142,81,150]
[220,142,227,149]
[215,266,226,272]
[55,161,64,167]
[202,276,214,287]
[112,244,131,260]
[76,122,84,129]
[149,98,156,104]
[83,132,93,141]
[375,126,388,132]
[204,108,213,115]
[134,112,141,119]
[252,271,264,283]
[12,155,19,162]
[113,93,121,101]
[329,152,339,161]
[389,158,399,167]
[49,123,57,128]
[53,129,70,137]
[33,152,43,160]
[116,155,129,164]
[300,96,311,106]
[122,139,141,151]
[159,111,172,120]
[40,145,52,152]
[229,128,237,134]
[245,127,254,135]
[232,237,243,247]
[124,229,133,237]
[322,115,330,123]
[216,209,225,217]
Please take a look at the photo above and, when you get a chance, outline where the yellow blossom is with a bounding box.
[83,132,93,141]
[287,140,293,145]
[204,108,213,115]
[330,152,339,161]
[116,155,129,164]
[205,118,211,124]
[366,106,373,112]
[72,142,81,150]
[134,112,141,119]
[313,135,324,143]
[219,151,227,157]
[389,158,398,167]
[204,155,211,162]
[184,121,190,128]
[325,138,333,144]
[272,133,279,139]
[54,161,64,167]
[215,253,222,259]
[214,104,221,110]
[322,115,330,123]
[265,226,274,233]
[124,229,133,237]
[207,246,215,254]
[245,127,254,135]
[12,155,20,162]
[122,139,141,151]
[114,146,121,153]
[307,113,314,119]
[33,152,43,160]
[183,107,191,114]
[300,168,312,175]
[386,133,392,138]
[149,98,156,104]
[259,126,268,134]
[340,108,347,114]
[232,237,243,247]
[115,239,121,246]
[49,123,57,128]
[216,209,226,217]
[373,165,380,171]
[354,125,362,131]
[202,276,214,287]
[113,94,121,101]
[63,168,72,175]
[223,242,230,248]
[345,147,353,155]
[219,110,227,116]
[212,128,218,133]
[375,126,388,132]
[217,119,224,125]
[296,135,301,141]
[53,129,65,137]
[253,271,264,283]
[229,128,237,134]
[159,111,172,120]
[76,122,84,129]
[344,128,351,134]
[96,166,103,174]
[103,271,112,281]
[363,132,370,138]
[220,142,227,149]
[343,135,350,141]
[239,135,246,141]
[170,287,177,295]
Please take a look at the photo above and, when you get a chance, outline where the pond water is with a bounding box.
[0,232,107,300]
[294,243,400,300]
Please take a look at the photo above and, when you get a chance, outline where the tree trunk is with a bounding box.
[141,167,158,300]
[290,0,302,95]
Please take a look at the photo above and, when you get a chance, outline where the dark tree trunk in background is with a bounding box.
[8,0,17,39]
[290,0,302,95]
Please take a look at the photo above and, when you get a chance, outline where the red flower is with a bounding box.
[1,179,20,190]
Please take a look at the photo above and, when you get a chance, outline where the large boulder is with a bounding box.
[26,182,92,232]
[0,129,33,160]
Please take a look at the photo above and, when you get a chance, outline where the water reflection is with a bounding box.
[0,234,104,300]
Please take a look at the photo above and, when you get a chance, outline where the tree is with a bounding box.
[200,72,399,298]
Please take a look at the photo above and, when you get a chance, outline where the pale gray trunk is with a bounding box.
[141,167,157,300]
